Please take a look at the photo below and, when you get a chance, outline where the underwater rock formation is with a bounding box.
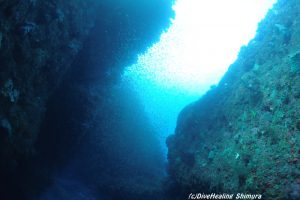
[0,0,173,199]
[0,1,99,198]
[167,0,300,199]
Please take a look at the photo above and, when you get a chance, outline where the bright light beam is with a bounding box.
[122,0,277,152]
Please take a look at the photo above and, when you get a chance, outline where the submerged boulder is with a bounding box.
[167,0,300,199]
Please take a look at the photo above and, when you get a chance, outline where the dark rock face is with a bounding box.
[0,1,100,198]
[167,0,300,199]
[0,0,174,199]
[0,0,98,174]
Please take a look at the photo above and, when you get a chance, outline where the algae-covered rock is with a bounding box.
[167,0,300,199]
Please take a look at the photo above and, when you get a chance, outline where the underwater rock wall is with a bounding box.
[0,1,100,198]
[0,0,173,199]
[0,0,98,161]
[167,0,300,199]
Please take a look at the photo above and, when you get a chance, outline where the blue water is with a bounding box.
[121,77,201,156]
[36,0,278,199]
[39,177,97,200]
[38,169,98,200]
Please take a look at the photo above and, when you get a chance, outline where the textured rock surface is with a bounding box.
[0,1,100,198]
[167,0,300,199]
[0,0,98,170]
[0,0,173,199]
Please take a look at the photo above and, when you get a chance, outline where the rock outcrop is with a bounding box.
[167,0,300,199]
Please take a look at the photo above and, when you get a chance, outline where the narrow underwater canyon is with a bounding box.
[0,0,300,200]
